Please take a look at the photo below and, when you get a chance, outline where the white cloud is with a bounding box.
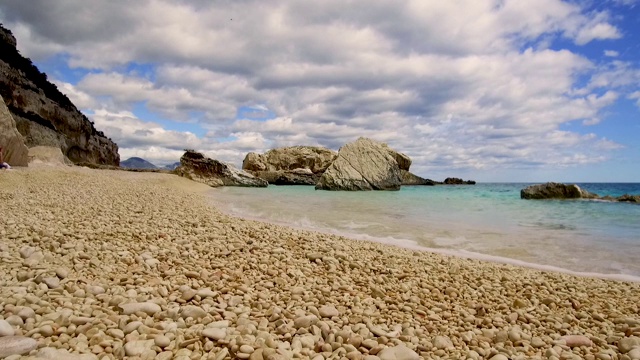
[1,0,637,178]
[604,50,619,57]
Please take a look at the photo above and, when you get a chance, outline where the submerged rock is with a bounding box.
[521,182,599,200]
[175,150,268,188]
[315,137,402,191]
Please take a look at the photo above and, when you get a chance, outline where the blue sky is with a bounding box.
[1,0,639,181]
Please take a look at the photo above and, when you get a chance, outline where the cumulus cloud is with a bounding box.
[1,0,638,178]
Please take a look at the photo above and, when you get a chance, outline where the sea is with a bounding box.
[207,183,640,281]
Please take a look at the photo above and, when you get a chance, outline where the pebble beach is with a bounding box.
[1,166,639,360]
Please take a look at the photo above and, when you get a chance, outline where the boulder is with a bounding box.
[0,94,29,166]
[521,182,599,200]
[243,146,337,173]
[175,150,268,187]
[401,170,436,186]
[315,137,402,191]
[617,194,640,203]
[28,146,73,166]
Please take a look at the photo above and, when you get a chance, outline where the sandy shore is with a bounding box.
[1,166,639,360]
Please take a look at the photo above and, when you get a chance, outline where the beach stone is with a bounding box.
[0,336,37,358]
[619,337,640,353]
[35,347,98,359]
[0,320,14,337]
[532,337,546,348]
[562,335,593,348]
[124,339,155,357]
[628,348,640,360]
[208,320,230,328]
[319,306,339,318]
[433,335,454,350]
[490,355,509,360]
[154,335,171,348]
[119,302,161,316]
[17,307,35,320]
[42,277,60,289]
[202,328,227,341]
[377,344,419,360]
[181,306,207,319]
[55,267,69,279]
[294,315,318,329]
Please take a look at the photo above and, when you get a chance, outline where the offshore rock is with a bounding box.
[0,24,119,166]
[383,145,411,171]
[0,95,29,166]
[316,137,402,191]
[176,150,268,187]
[243,146,337,185]
[401,170,436,186]
[243,146,337,173]
[443,177,476,185]
[521,182,599,200]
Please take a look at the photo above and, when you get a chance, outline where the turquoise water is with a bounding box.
[208,183,640,280]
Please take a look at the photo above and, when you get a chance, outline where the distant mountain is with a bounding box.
[121,157,158,169]
[163,162,180,170]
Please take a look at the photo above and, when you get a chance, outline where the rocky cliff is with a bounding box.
[0,25,119,166]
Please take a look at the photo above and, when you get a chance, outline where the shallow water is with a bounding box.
[208,183,640,280]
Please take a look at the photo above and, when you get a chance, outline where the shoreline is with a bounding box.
[207,187,640,284]
[1,166,639,360]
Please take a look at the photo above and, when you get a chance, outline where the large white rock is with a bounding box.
[0,336,37,358]
[316,138,403,191]
[0,95,29,166]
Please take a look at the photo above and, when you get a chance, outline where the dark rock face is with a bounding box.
[121,157,158,170]
[521,182,599,200]
[0,25,119,166]
[251,169,320,186]
[175,150,268,187]
[316,138,402,191]
[443,177,476,185]
[401,170,436,186]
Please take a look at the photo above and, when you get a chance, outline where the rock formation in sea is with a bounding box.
[315,137,403,191]
[521,182,599,200]
[121,157,158,170]
[443,177,477,185]
[400,170,437,185]
[523,183,640,203]
[243,146,337,185]
[0,94,29,166]
[0,25,119,166]
[176,150,268,187]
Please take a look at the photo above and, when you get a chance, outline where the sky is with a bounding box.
[1,0,639,182]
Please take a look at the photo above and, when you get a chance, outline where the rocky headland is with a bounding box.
[0,25,119,166]
[1,166,639,360]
